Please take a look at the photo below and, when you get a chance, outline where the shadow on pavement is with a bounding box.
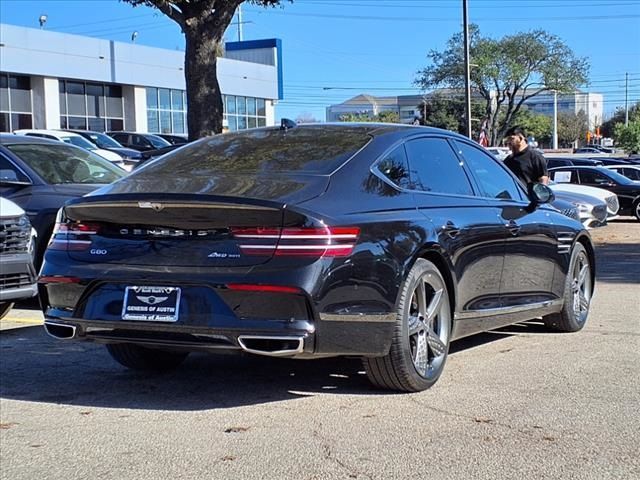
[0,323,529,410]
[594,242,640,284]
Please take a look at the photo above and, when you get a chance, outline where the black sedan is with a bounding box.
[38,124,595,392]
[63,129,143,167]
[548,165,640,220]
[0,134,127,266]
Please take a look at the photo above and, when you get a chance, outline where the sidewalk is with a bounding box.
[0,309,44,332]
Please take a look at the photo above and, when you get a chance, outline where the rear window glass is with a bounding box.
[137,126,372,175]
[5,143,126,185]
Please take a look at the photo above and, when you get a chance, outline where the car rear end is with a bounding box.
[38,125,394,359]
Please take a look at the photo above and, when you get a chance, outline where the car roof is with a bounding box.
[0,133,65,145]
[14,129,82,139]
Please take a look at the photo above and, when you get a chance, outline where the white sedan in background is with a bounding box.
[549,180,620,220]
[13,129,125,166]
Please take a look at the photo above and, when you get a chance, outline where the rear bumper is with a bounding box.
[43,313,396,358]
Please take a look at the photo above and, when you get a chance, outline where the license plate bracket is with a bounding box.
[122,286,181,322]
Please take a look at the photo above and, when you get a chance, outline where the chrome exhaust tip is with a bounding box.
[237,335,304,357]
[44,321,77,340]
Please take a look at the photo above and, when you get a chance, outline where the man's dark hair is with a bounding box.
[504,126,526,138]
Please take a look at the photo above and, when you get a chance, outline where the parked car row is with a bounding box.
[7,129,189,172]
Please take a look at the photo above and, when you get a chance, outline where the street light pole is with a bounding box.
[462,0,472,139]
[553,89,558,149]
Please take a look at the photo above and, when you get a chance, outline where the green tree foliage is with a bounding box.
[338,111,400,123]
[600,101,640,138]
[415,25,589,146]
[557,110,589,147]
[417,93,484,137]
[614,120,640,154]
[122,0,291,140]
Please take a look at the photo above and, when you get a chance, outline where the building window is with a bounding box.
[0,73,33,132]
[223,95,267,131]
[59,80,124,132]
[146,87,187,134]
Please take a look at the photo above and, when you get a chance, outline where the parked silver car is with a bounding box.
[0,197,38,319]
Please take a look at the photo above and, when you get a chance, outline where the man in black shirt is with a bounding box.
[503,126,549,189]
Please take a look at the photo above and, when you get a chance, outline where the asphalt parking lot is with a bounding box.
[1,219,638,480]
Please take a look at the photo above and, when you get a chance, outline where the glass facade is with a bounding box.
[145,89,268,134]
[146,87,187,134]
[59,80,124,131]
[224,95,267,131]
[0,74,33,132]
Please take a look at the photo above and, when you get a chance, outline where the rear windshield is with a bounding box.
[6,143,126,185]
[137,126,371,175]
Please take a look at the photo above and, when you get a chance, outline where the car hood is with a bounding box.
[550,183,615,201]
[552,190,605,206]
[0,197,26,217]
[89,174,330,205]
[106,147,142,159]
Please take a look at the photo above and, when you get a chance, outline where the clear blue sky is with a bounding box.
[2,0,639,122]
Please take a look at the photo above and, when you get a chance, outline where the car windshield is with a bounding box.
[138,126,372,175]
[5,143,126,185]
[147,135,172,149]
[60,135,99,150]
[88,133,123,149]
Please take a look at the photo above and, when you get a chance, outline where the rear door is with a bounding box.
[453,140,559,309]
[404,136,506,329]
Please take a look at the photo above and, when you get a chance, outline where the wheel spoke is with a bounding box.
[426,326,446,357]
[579,293,590,312]
[426,288,444,323]
[414,333,429,373]
[416,281,428,318]
[407,314,424,337]
[578,263,589,287]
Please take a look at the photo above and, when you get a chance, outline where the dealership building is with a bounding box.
[0,23,282,134]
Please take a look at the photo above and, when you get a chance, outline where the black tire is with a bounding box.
[362,258,452,392]
[633,199,640,222]
[544,243,593,332]
[106,343,188,371]
[0,302,15,320]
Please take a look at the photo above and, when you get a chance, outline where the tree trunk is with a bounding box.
[183,24,224,141]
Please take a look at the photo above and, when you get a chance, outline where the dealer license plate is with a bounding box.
[122,286,181,322]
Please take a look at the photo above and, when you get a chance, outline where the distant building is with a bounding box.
[327,90,604,130]
[0,24,283,134]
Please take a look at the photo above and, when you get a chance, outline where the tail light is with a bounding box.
[48,221,101,251]
[231,226,360,257]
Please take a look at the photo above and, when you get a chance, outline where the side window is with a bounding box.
[375,145,411,189]
[111,133,127,144]
[0,154,30,183]
[454,141,524,200]
[405,138,473,196]
[579,170,611,185]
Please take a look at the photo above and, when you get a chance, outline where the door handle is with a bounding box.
[442,221,461,238]
[505,220,521,236]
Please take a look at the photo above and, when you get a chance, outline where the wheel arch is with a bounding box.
[575,233,596,287]
[409,245,457,318]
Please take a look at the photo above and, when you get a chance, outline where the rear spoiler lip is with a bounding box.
[64,193,287,212]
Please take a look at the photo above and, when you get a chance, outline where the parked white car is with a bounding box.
[549,181,620,219]
[13,129,124,164]
[0,197,38,320]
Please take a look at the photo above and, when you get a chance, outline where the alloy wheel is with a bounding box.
[407,272,451,379]
[571,251,592,324]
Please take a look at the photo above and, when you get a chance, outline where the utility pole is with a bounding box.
[463,0,472,139]
[237,5,243,42]
[553,90,558,150]
[625,72,629,126]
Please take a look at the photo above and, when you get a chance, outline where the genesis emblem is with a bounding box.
[138,201,165,211]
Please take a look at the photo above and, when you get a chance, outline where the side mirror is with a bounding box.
[530,183,554,204]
